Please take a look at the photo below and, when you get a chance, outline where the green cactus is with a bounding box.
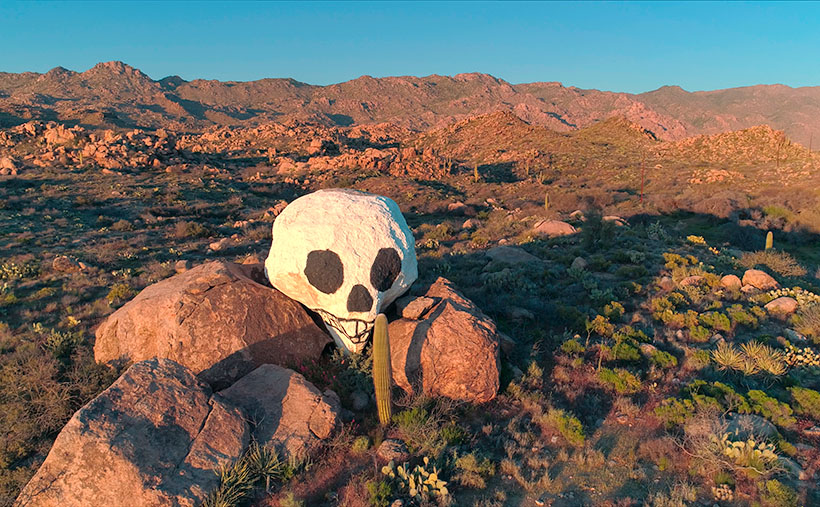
[372,313,392,426]
[765,231,773,250]
[473,164,480,183]
[544,191,550,210]
[381,457,449,501]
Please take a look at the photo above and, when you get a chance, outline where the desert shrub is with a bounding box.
[580,210,616,251]
[174,220,212,239]
[688,325,711,342]
[740,250,807,278]
[794,304,820,341]
[106,283,135,305]
[603,301,625,320]
[597,367,641,394]
[650,350,678,369]
[560,338,585,356]
[760,479,798,507]
[726,304,759,329]
[110,219,134,232]
[452,452,495,489]
[203,442,294,507]
[699,312,731,333]
[645,482,697,507]
[393,403,453,457]
[747,390,796,428]
[543,408,585,445]
[788,387,820,419]
[365,479,393,507]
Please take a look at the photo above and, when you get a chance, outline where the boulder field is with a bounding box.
[18,260,501,505]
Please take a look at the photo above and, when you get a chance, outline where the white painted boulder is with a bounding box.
[265,189,417,353]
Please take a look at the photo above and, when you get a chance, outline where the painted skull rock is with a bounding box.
[265,189,418,353]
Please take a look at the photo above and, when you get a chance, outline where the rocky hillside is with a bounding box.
[2,62,820,145]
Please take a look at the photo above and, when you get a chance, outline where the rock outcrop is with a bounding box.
[94,261,331,388]
[742,269,779,290]
[218,364,340,458]
[15,359,249,507]
[388,277,500,403]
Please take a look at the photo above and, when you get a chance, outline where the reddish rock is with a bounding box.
[394,296,436,320]
[764,296,798,317]
[94,261,331,388]
[218,364,340,458]
[742,269,779,290]
[388,278,500,403]
[532,219,577,237]
[15,359,249,507]
[720,274,742,290]
[52,255,82,273]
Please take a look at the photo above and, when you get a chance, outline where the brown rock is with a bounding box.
[485,245,541,266]
[376,439,410,463]
[394,296,436,320]
[94,261,332,388]
[15,359,249,507]
[658,276,675,292]
[388,278,500,403]
[532,219,577,237]
[218,364,340,458]
[765,296,798,317]
[742,269,779,290]
[52,255,81,273]
[720,274,742,290]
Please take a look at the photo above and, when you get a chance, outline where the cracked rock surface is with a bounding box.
[388,277,500,403]
[94,261,331,388]
[218,364,341,458]
[15,358,249,507]
[16,359,341,506]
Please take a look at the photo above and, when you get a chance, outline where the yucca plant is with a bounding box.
[244,442,284,492]
[712,342,744,371]
[741,341,787,376]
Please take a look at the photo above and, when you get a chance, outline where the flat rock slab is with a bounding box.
[15,359,249,507]
[94,261,331,388]
[388,277,500,403]
[218,364,340,458]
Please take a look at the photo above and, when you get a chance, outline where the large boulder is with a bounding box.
[742,269,779,290]
[531,219,577,238]
[218,364,340,458]
[388,278,500,403]
[15,359,249,507]
[485,245,541,266]
[94,261,331,388]
[765,296,799,318]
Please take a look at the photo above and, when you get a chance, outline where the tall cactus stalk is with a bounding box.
[544,192,550,211]
[765,231,773,250]
[372,314,392,426]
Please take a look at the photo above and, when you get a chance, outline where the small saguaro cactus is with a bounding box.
[473,164,480,183]
[765,231,773,250]
[544,192,550,211]
[372,313,392,426]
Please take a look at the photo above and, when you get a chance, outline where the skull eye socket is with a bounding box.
[370,247,401,292]
[347,284,373,312]
[304,249,344,294]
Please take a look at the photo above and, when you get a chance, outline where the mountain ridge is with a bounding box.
[1,61,819,146]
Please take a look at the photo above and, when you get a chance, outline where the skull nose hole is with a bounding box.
[347,284,373,312]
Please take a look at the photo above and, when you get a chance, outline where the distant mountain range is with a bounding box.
[1,61,818,146]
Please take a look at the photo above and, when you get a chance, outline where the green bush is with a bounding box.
[747,390,796,428]
[597,367,641,394]
[699,312,731,333]
[453,452,495,489]
[366,479,393,507]
[760,479,798,507]
[560,338,585,356]
[650,350,678,369]
[544,408,585,445]
[789,387,820,419]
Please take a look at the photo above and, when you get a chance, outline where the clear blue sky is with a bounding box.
[1,1,818,93]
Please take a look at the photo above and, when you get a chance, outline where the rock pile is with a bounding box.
[16,359,339,507]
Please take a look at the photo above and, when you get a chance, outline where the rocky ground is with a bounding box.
[1,112,820,506]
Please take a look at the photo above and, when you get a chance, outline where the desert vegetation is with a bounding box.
[1,79,820,506]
